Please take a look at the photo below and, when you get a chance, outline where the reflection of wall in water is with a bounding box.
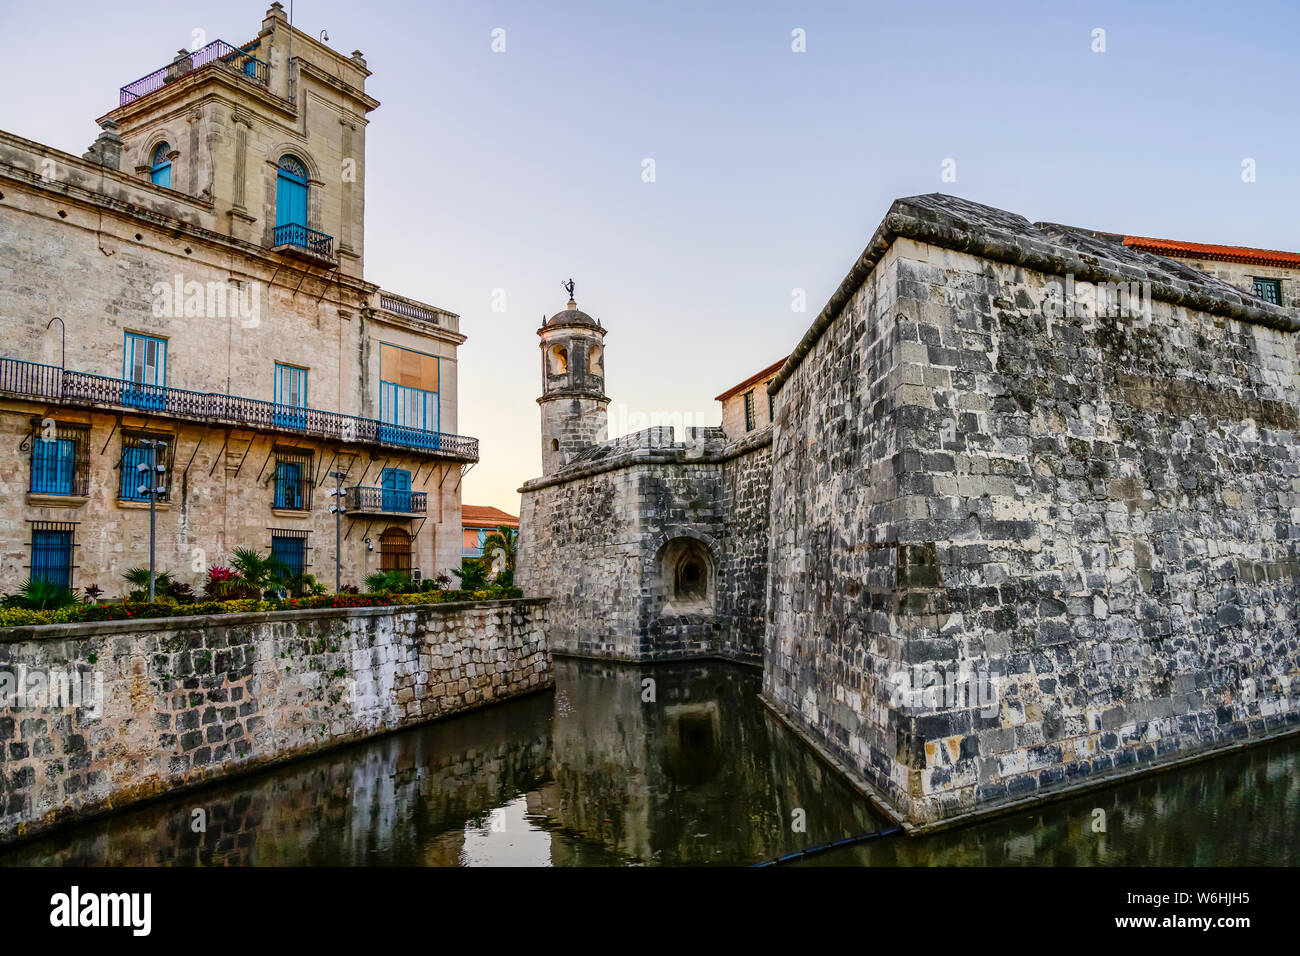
[2,694,555,866]
[541,658,880,864]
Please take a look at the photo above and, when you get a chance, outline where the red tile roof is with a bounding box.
[462,505,519,528]
[714,356,789,403]
[1123,235,1300,268]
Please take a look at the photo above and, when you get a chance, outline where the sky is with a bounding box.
[2,0,1298,514]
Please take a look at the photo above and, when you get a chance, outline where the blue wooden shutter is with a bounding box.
[275,461,302,509]
[32,529,72,588]
[33,438,75,495]
[121,444,149,500]
[381,468,411,511]
[276,163,308,228]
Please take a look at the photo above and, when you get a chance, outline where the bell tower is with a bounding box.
[538,281,608,475]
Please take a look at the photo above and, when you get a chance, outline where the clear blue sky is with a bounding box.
[3,1,1297,512]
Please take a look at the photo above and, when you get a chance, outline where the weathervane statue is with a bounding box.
[563,277,576,304]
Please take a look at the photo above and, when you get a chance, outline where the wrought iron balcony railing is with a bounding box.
[120,40,269,107]
[272,223,335,262]
[343,486,428,516]
[0,357,478,462]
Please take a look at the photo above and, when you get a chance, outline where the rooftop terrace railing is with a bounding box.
[0,357,478,462]
[379,294,441,325]
[120,40,269,106]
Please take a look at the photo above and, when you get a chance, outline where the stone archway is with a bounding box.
[653,534,718,615]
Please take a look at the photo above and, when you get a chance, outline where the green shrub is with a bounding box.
[17,578,80,610]
[0,587,524,628]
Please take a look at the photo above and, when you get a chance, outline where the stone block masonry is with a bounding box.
[519,427,771,662]
[763,194,1300,828]
[0,598,550,847]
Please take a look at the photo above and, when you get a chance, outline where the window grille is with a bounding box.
[119,432,174,502]
[269,529,310,577]
[30,421,90,496]
[28,520,77,588]
[273,448,313,510]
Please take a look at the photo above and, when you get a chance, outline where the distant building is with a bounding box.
[0,3,477,595]
[714,356,787,440]
[462,505,519,558]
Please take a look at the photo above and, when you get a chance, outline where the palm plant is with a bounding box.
[122,567,179,602]
[452,559,490,591]
[285,573,327,598]
[364,569,412,594]
[18,578,80,610]
[480,526,518,583]
[229,548,290,597]
[123,567,175,592]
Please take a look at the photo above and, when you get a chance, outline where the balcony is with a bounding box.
[0,358,478,463]
[120,40,269,107]
[379,294,441,326]
[272,223,335,265]
[344,486,428,516]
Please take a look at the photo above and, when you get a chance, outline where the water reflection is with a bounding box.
[4,658,1297,866]
[798,734,1300,866]
[0,658,881,866]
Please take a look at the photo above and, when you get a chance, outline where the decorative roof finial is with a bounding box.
[563,277,576,308]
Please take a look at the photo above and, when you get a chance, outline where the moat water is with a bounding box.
[3,657,1298,866]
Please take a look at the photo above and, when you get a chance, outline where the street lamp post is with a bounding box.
[46,316,65,399]
[137,439,168,602]
[328,471,347,592]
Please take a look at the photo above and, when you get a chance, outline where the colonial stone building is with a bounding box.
[0,4,476,596]
[518,193,1300,827]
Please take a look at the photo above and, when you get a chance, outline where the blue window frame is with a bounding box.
[119,443,151,502]
[272,449,312,510]
[119,434,171,502]
[123,333,166,411]
[271,534,307,578]
[381,467,412,512]
[276,155,308,229]
[31,527,73,588]
[274,363,308,429]
[379,382,440,448]
[274,461,304,510]
[150,143,172,188]
[32,437,76,495]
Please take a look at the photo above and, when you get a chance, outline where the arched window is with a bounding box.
[379,527,412,573]
[275,155,309,230]
[548,344,569,375]
[150,143,172,188]
[588,344,604,376]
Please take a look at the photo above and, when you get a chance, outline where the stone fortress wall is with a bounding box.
[762,195,1300,826]
[0,598,550,847]
[519,192,1300,827]
[518,425,771,662]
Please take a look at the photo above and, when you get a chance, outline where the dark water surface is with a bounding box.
[2,657,1297,866]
